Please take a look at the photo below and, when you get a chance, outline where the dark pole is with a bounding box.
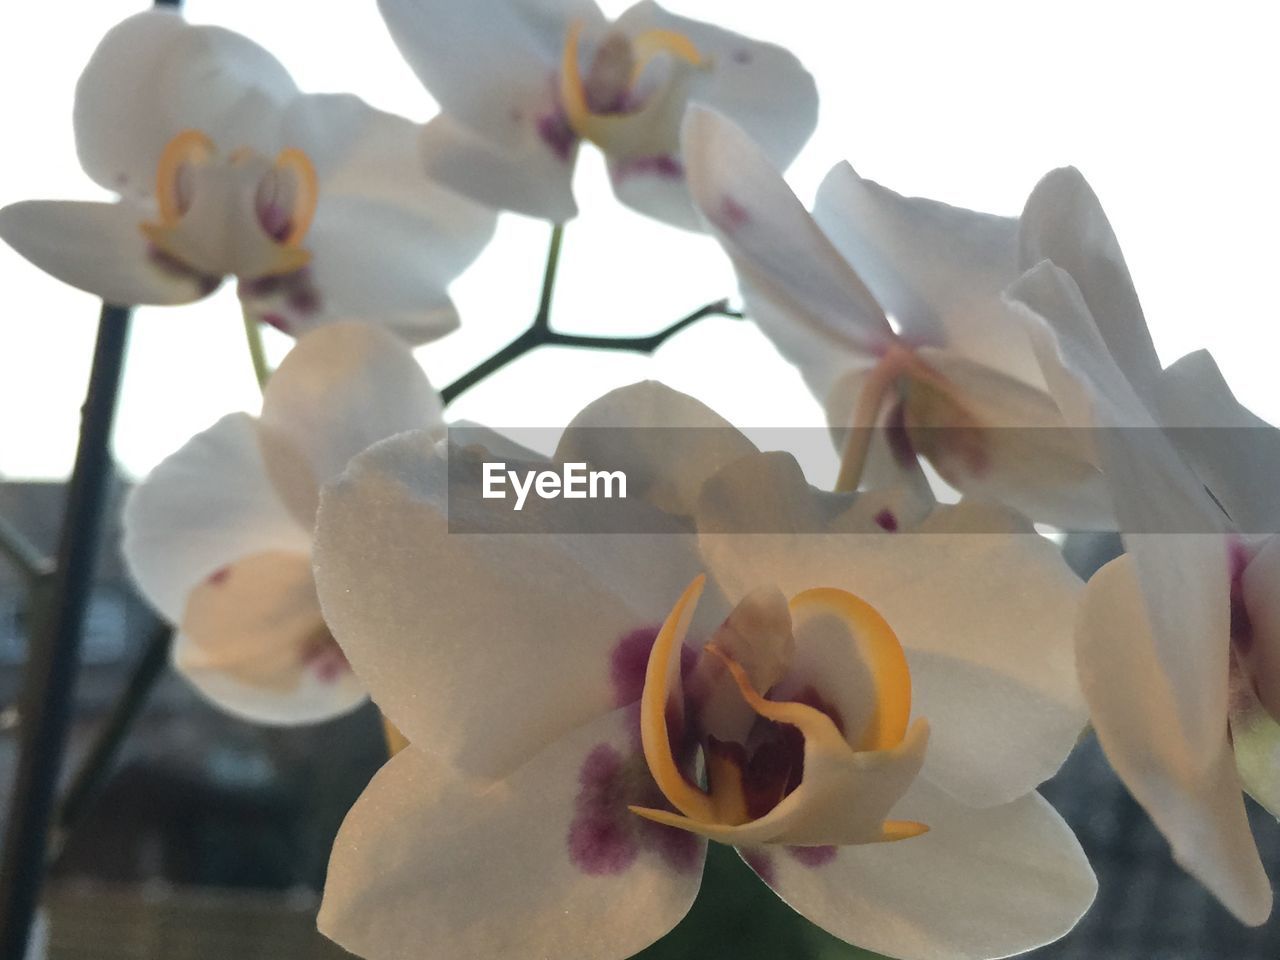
[0,305,132,958]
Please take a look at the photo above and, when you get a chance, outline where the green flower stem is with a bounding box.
[242,309,272,390]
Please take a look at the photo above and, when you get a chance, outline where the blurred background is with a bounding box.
[2,1,1279,957]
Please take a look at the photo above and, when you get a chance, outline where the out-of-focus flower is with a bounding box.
[683,108,1114,527]
[313,381,1093,960]
[123,323,444,724]
[1006,171,1280,924]
[0,10,496,342]
[379,0,817,228]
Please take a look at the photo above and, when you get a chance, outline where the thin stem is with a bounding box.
[441,299,741,407]
[242,309,271,390]
[0,303,132,957]
[0,514,51,585]
[532,223,564,331]
[50,625,173,861]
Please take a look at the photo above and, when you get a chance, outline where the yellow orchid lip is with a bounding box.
[630,574,927,846]
[559,20,705,144]
[141,130,319,281]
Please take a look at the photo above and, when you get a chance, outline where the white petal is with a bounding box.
[154,22,297,152]
[72,9,188,196]
[812,163,1041,387]
[910,346,1112,529]
[1077,554,1270,924]
[554,381,757,519]
[1153,350,1280,535]
[0,200,212,306]
[420,112,578,223]
[682,108,892,401]
[320,707,705,960]
[617,2,816,169]
[1009,263,1233,760]
[122,413,311,623]
[176,550,366,725]
[607,154,701,230]
[378,0,603,144]
[282,191,491,341]
[1019,167,1161,401]
[312,430,710,779]
[697,459,1086,808]
[748,779,1095,960]
[257,322,444,527]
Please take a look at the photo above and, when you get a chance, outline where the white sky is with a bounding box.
[2,1,1277,481]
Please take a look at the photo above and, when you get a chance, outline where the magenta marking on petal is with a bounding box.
[300,634,352,684]
[716,194,750,231]
[537,110,578,163]
[637,813,702,874]
[568,744,640,875]
[874,509,898,532]
[611,626,662,707]
[206,566,231,586]
[613,154,684,184]
[741,848,775,885]
[788,845,837,868]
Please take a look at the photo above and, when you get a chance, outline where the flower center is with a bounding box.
[836,344,988,492]
[558,22,705,155]
[628,576,929,847]
[141,129,318,282]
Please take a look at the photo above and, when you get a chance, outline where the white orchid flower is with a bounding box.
[122,323,444,724]
[313,381,1094,960]
[0,10,496,342]
[378,0,817,229]
[1005,167,1280,924]
[682,108,1113,527]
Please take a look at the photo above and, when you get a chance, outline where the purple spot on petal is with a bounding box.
[568,744,640,875]
[741,848,775,885]
[717,194,750,230]
[874,509,898,532]
[537,110,578,163]
[732,49,753,64]
[637,813,703,874]
[788,845,837,868]
[300,632,352,684]
[206,566,230,586]
[613,154,684,184]
[611,627,661,706]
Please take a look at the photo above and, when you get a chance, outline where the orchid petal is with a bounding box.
[1077,554,1270,924]
[1230,654,1280,819]
[697,455,1086,808]
[176,550,365,725]
[615,2,816,170]
[378,0,605,146]
[123,413,311,623]
[312,430,711,780]
[682,108,893,399]
[1239,536,1280,723]
[812,162,1040,386]
[262,191,490,342]
[420,111,579,223]
[909,346,1112,529]
[72,10,187,196]
[0,200,212,306]
[1010,262,1234,762]
[154,22,298,152]
[1019,167,1161,402]
[320,708,705,960]
[554,381,758,519]
[747,779,1095,960]
[256,323,444,528]
[1153,350,1280,535]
